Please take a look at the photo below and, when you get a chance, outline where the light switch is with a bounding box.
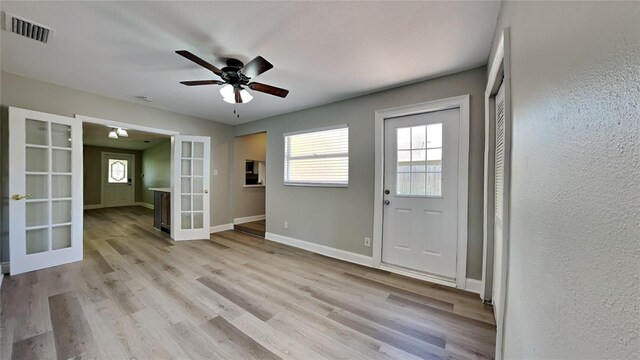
[214,169,218,176]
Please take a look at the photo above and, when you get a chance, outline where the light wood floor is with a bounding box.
[1,206,495,360]
[234,220,266,238]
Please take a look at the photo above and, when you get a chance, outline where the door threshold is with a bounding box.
[380,263,457,288]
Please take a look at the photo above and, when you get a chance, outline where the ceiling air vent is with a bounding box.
[2,12,54,43]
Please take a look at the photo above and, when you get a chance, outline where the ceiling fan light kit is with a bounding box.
[176,50,289,105]
[109,128,129,139]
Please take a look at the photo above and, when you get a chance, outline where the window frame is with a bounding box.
[283,124,349,188]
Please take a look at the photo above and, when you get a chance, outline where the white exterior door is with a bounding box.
[9,107,83,275]
[172,135,210,240]
[493,82,506,315]
[102,152,135,207]
[382,108,460,279]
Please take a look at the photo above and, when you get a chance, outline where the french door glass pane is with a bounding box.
[52,226,72,250]
[26,202,48,227]
[52,175,72,198]
[26,119,48,145]
[182,141,192,158]
[26,147,48,172]
[27,175,48,199]
[52,200,72,224]
[181,213,191,229]
[51,124,72,148]
[181,195,191,211]
[192,177,203,193]
[181,159,191,175]
[193,142,204,158]
[26,228,49,254]
[181,177,191,193]
[52,149,71,172]
[193,213,203,229]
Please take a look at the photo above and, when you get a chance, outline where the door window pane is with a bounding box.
[181,213,192,229]
[26,147,48,172]
[26,119,48,146]
[26,228,49,254]
[51,123,72,148]
[26,201,48,227]
[52,200,72,224]
[27,175,48,199]
[52,226,72,250]
[108,159,128,183]
[396,123,442,196]
[52,149,71,173]
[52,175,72,198]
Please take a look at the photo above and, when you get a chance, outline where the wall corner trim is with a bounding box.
[210,224,234,233]
[233,214,266,225]
[265,232,375,267]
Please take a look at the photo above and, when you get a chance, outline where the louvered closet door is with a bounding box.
[492,81,506,313]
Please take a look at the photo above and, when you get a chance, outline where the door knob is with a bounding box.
[204,189,209,194]
[384,200,390,205]
[11,194,31,200]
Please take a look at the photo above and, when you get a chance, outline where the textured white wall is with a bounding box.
[488,2,640,359]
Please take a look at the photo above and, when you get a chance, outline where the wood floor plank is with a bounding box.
[10,331,55,360]
[202,316,282,360]
[1,206,496,359]
[48,291,97,359]
[197,276,275,321]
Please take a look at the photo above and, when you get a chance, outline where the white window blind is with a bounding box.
[284,125,349,186]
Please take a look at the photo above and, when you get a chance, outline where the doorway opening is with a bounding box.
[82,121,171,210]
[232,132,267,238]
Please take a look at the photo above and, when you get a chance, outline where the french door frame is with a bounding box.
[373,94,470,289]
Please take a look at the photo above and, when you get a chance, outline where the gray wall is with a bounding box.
[236,67,486,280]
[488,2,640,359]
[142,140,171,205]
[233,132,266,219]
[0,71,234,233]
[83,145,143,205]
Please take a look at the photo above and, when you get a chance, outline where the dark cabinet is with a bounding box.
[153,190,171,234]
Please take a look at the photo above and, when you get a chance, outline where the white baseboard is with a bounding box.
[380,263,457,288]
[233,214,265,225]
[265,232,374,267]
[464,278,482,295]
[137,202,154,210]
[210,223,234,233]
[83,204,103,210]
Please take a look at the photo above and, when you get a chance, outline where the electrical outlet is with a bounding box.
[284,221,289,229]
[364,237,371,247]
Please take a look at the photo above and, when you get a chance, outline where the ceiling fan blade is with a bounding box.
[248,82,289,98]
[240,56,273,78]
[234,88,243,104]
[176,50,222,76]
[180,80,225,86]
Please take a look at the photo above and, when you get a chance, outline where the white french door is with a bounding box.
[9,107,83,275]
[382,108,460,279]
[172,135,210,240]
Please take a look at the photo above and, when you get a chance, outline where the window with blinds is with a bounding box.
[284,125,349,186]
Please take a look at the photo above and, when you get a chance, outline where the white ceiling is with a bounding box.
[83,122,169,151]
[0,1,500,125]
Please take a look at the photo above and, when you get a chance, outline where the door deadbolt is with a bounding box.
[384,189,390,195]
[384,200,390,205]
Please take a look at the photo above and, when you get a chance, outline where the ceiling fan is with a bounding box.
[176,50,289,104]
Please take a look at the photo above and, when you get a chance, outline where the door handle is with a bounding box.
[11,194,31,200]
[204,189,209,194]
[384,200,390,205]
